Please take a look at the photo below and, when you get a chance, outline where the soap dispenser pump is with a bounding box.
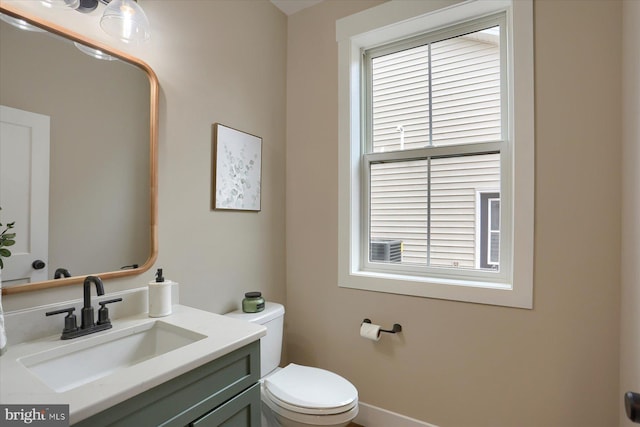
[148,268,173,317]
[155,268,164,282]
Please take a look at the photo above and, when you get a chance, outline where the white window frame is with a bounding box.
[364,14,507,282]
[337,0,534,308]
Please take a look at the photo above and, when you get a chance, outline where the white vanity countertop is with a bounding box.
[0,304,265,424]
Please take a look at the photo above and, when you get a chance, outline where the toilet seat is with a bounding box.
[264,363,358,416]
[262,392,359,427]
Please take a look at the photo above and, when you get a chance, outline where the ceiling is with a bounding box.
[270,0,324,15]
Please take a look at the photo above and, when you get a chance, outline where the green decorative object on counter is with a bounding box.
[242,292,265,313]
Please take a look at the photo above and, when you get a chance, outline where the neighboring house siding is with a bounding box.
[370,32,501,268]
[372,45,430,152]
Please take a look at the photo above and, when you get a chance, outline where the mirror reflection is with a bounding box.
[0,12,154,291]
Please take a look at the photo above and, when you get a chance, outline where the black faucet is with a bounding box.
[53,268,71,279]
[81,275,105,329]
[45,275,122,340]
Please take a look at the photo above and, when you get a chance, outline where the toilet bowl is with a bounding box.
[225,302,358,427]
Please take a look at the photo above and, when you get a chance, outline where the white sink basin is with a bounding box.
[18,320,206,393]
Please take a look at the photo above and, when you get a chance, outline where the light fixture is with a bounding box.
[1,11,118,62]
[37,0,151,43]
[73,42,117,61]
[0,13,47,32]
[100,0,150,44]
[40,0,81,9]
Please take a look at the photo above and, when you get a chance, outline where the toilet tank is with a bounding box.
[225,302,284,377]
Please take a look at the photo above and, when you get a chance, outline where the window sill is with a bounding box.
[339,268,532,309]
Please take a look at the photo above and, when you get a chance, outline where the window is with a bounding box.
[337,0,534,308]
[478,191,500,270]
[365,16,504,276]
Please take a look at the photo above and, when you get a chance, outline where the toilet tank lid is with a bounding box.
[225,301,284,324]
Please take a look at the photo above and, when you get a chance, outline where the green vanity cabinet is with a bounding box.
[190,383,260,427]
[73,341,261,427]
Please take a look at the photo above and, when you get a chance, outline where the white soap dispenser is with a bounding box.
[148,268,173,317]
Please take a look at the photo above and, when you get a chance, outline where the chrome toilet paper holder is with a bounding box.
[362,318,402,334]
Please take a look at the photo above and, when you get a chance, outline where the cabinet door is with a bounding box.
[191,383,261,427]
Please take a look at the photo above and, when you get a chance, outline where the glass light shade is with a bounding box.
[40,0,80,9]
[100,0,150,44]
[73,42,117,61]
[0,14,47,32]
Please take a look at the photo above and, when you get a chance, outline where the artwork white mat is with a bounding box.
[213,124,262,211]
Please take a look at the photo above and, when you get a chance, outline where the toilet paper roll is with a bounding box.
[360,322,381,341]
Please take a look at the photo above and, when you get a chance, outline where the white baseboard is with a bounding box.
[355,402,439,427]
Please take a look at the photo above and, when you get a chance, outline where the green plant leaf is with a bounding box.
[0,206,16,267]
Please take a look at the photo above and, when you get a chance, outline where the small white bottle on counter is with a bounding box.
[148,268,174,317]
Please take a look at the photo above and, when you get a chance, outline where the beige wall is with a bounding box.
[286,1,622,426]
[2,0,288,316]
[145,0,287,315]
[621,0,640,426]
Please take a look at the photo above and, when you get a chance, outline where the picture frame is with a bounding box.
[212,123,262,211]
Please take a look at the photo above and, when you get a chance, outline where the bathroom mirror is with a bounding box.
[0,5,158,295]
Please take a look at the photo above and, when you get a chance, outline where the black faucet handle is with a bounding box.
[99,298,123,306]
[46,307,75,316]
[46,307,79,335]
[97,298,123,325]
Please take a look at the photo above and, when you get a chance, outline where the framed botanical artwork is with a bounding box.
[212,123,262,211]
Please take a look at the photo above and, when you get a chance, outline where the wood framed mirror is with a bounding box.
[0,3,158,295]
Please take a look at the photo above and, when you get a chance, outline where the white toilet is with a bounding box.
[226,302,359,427]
